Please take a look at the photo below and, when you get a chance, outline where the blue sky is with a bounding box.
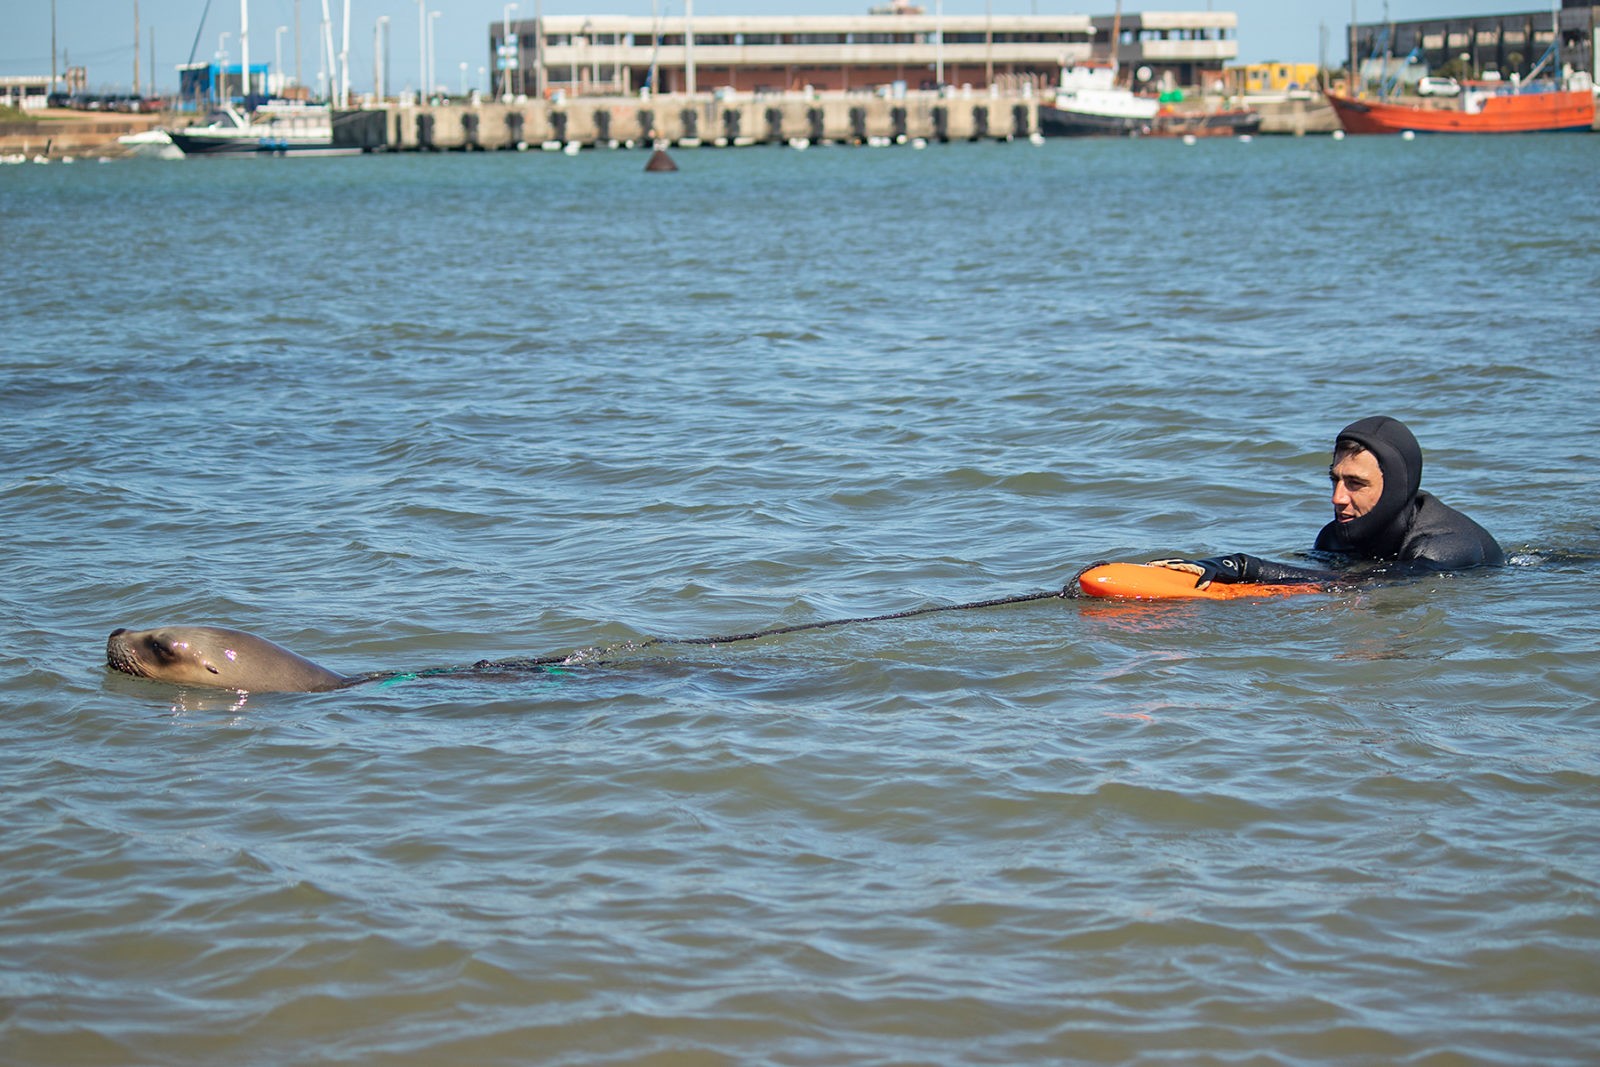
[4,2,1533,93]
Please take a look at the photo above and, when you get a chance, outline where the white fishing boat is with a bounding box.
[1035,3,1158,138]
[1037,62,1160,137]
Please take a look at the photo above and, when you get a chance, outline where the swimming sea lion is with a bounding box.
[106,625,355,693]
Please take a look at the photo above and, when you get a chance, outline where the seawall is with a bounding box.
[356,92,1042,151]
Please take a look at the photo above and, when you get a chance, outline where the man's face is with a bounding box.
[1330,449,1383,524]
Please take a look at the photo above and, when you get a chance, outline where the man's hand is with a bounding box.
[1147,555,1250,590]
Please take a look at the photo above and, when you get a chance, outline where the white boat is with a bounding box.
[166,104,359,157]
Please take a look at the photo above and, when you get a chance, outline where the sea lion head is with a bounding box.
[106,625,350,693]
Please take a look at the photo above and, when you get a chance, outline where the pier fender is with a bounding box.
[807,107,825,141]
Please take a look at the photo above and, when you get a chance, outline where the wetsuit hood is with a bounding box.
[1319,415,1423,557]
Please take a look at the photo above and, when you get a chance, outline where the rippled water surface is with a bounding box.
[4,135,1599,1065]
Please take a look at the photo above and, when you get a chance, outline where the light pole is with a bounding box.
[338,0,351,106]
[581,18,594,93]
[375,16,389,101]
[276,25,287,95]
[984,0,993,88]
[647,0,658,95]
[428,10,440,100]
[459,61,468,97]
[240,0,250,103]
[502,3,517,100]
[534,0,543,98]
[416,0,425,100]
[218,31,231,103]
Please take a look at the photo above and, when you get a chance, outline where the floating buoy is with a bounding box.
[1401,129,1416,140]
[1332,129,1346,140]
[644,138,678,172]
[1078,562,1324,601]
[1182,133,1198,146]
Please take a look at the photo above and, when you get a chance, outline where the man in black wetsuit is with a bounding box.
[1154,416,1504,588]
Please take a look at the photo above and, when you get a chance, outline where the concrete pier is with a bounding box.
[361,91,1042,152]
[1252,95,1343,136]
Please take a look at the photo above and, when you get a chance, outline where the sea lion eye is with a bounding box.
[205,664,220,674]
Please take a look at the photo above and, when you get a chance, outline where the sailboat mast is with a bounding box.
[319,0,335,101]
[1552,0,1561,79]
[1349,0,1358,95]
[685,0,696,96]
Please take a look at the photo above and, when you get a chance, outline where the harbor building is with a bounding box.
[1227,62,1321,95]
[1088,10,1240,91]
[177,62,271,108]
[490,9,1239,99]
[1,76,52,111]
[1351,1,1598,83]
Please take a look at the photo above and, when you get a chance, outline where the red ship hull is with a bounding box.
[1325,89,1595,134]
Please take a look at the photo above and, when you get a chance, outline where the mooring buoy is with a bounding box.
[644,136,678,172]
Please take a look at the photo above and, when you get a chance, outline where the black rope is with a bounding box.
[667,587,1067,646]
[470,581,1079,673]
